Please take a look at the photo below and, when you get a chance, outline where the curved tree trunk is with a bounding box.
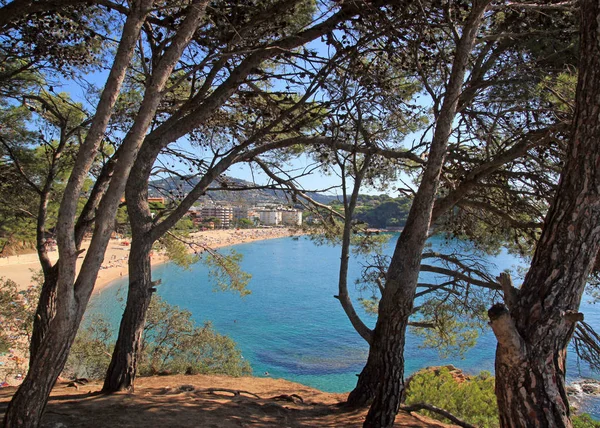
[489,1,600,425]
[2,1,183,424]
[102,239,153,392]
[346,4,491,423]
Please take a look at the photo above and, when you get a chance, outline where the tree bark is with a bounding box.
[490,1,600,425]
[102,239,153,392]
[29,265,58,362]
[346,3,492,426]
[3,296,82,427]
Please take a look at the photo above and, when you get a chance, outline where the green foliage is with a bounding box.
[573,414,600,428]
[141,297,251,376]
[354,198,411,229]
[174,217,195,232]
[411,301,486,358]
[235,218,254,229]
[64,315,113,379]
[202,217,221,228]
[203,249,251,296]
[148,201,166,212]
[115,206,129,235]
[405,368,600,427]
[405,368,498,427]
[0,278,38,353]
[156,234,199,270]
[65,296,251,379]
[0,277,39,381]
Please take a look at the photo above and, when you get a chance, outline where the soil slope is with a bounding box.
[0,374,454,427]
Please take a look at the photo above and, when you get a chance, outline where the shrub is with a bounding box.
[573,414,600,428]
[405,367,498,427]
[405,368,600,427]
[63,315,113,379]
[64,296,251,379]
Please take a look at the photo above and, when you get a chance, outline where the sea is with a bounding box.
[87,234,600,416]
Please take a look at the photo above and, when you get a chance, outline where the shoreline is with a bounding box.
[0,227,305,294]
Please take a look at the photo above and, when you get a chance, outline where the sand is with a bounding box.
[0,227,304,293]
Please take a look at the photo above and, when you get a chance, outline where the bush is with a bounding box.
[63,315,113,379]
[405,368,600,427]
[140,296,251,376]
[405,367,498,427]
[64,296,251,379]
[573,414,600,428]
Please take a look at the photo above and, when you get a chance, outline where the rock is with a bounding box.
[568,379,600,396]
[566,385,581,396]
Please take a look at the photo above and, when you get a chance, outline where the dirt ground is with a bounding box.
[0,374,454,427]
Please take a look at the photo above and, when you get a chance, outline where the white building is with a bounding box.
[258,210,282,226]
[281,210,302,226]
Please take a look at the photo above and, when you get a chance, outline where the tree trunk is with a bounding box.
[347,355,382,407]
[3,307,80,427]
[102,240,153,392]
[345,3,491,423]
[495,340,571,426]
[347,297,410,412]
[29,266,58,363]
[490,1,600,425]
[30,188,56,363]
[3,3,164,426]
[362,302,410,427]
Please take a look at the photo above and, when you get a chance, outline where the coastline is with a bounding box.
[0,227,304,293]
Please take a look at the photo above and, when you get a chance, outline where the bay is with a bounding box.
[88,234,600,414]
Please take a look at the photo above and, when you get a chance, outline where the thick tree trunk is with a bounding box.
[102,240,153,392]
[495,344,571,426]
[3,2,178,425]
[490,1,600,426]
[348,298,410,414]
[362,303,410,428]
[347,355,382,407]
[3,305,81,427]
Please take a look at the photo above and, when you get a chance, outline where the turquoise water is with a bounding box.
[88,235,600,410]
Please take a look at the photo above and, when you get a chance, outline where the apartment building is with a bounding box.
[197,205,233,228]
[281,210,302,226]
[258,210,282,226]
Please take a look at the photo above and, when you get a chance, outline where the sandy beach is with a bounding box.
[0,227,303,293]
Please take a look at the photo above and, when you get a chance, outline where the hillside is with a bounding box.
[0,375,453,428]
[149,175,339,205]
